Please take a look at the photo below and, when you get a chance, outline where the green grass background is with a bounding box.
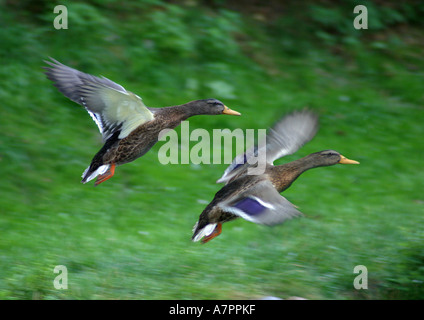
[0,0,423,299]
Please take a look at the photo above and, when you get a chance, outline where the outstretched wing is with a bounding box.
[44,58,154,141]
[217,110,319,184]
[218,180,302,226]
[264,109,319,164]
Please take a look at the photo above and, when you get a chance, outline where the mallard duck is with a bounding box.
[192,110,359,243]
[44,58,241,186]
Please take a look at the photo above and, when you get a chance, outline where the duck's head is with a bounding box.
[193,99,241,116]
[313,150,360,166]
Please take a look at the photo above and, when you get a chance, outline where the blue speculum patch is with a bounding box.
[233,197,267,216]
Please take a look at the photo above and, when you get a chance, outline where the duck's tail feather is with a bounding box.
[81,164,110,184]
[191,222,217,242]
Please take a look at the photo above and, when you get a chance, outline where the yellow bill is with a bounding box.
[339,155,360,164]
[222,105,241,116]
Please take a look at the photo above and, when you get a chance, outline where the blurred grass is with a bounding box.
[1,0,424,299]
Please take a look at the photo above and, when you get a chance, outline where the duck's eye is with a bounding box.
[324,151,338,156]
[207,100,222,106]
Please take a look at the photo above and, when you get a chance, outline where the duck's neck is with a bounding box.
[172,103,201,119]
[154,104,200,127]
[268,154,327,192]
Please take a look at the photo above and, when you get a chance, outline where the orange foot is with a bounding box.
[202,223,222,244]
[94,163,116,186]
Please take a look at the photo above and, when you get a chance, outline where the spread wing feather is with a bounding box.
[44,58,154,141]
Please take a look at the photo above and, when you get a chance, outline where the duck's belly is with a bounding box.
[108,119,181,165]
[113,139,158,165]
